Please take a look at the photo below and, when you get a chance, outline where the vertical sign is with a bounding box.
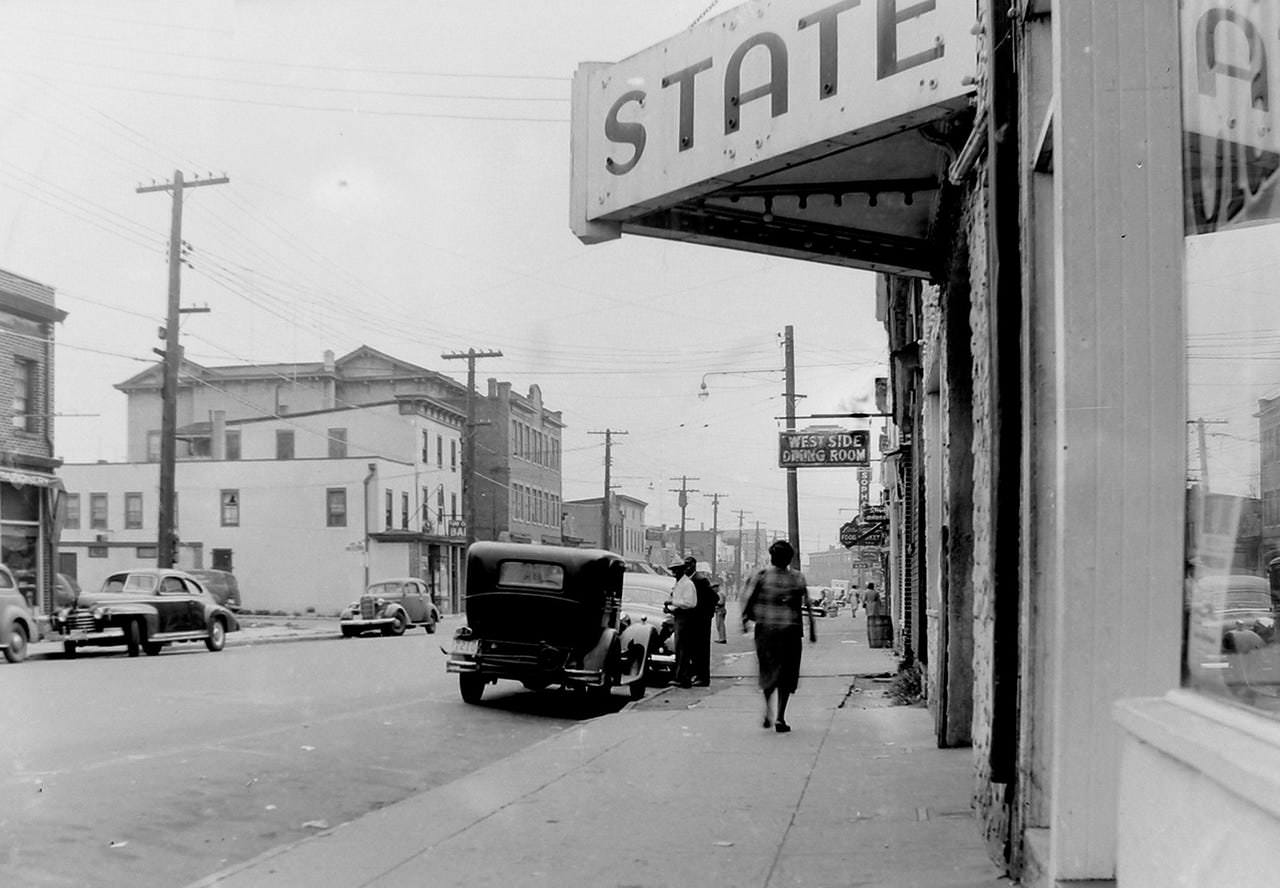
[857,466,871,512]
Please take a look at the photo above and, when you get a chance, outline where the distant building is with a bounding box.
[60,397,465,614]
[112,344,565,547]
[0,268,66,614]
[562,495,647,557]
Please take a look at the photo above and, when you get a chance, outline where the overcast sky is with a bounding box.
[0,0,889,553]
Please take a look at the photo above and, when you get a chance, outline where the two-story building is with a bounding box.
[0,268,66,614]
[561,494,647,557]
[60,396,466,614]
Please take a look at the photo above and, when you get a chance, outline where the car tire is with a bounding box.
[384,611,407,637]
[628,675,646,701]
[63,640,77,659]
[143,642,164,656]
[3,623,28,663]
[341,627,357,638]
[205,618,226,652]
[424,619,437,634]
[125,620,143,657]
[459,672,485,704]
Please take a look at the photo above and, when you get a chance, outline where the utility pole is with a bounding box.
[588,429,627,550]
[137,170,228,568]
[442,348,503,553]
[783,324,801,569]
[669,475,700,557]
[754,520,762,572]
[704,491,727,577]
[732,508,749,594]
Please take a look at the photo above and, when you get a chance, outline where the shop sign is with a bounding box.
[838,521,859,546]
[779,428,868,467]
[571,0,977,231]
[1181,0,1280,232]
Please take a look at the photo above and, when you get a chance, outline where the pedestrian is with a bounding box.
[741,539,816,733]
[685,556,717,686]
[713,581,727,643]
[665,557,698,687]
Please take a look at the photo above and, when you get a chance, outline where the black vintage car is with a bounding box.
[446,542,660,703]
[50,568,240,658]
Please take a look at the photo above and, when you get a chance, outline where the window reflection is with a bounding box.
[1181,0,1280,712]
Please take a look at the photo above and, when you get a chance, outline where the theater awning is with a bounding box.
[570,0,977,278]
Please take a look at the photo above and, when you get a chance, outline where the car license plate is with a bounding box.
[453,639,478,656]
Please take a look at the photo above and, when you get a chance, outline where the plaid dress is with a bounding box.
[743,566,808,694]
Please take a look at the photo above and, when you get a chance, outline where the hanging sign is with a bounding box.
[779,428,869,467]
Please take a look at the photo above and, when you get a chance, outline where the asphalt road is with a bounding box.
[0,631,636,887]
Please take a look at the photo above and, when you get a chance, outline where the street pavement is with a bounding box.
[178,605,1010,888]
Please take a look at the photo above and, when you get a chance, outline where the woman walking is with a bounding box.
[741,539,817,733]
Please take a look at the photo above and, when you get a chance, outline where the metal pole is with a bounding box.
[784,324,801,569]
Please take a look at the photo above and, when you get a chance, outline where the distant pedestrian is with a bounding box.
[713,581,727,643]
[741,539,816,733]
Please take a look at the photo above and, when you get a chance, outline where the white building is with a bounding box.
[59,397,465,614]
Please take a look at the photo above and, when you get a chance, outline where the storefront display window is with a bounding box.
[1181,0,1280,713]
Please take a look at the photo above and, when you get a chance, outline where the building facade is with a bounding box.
[61,398,466,614]
[572,2,1280,884]
[471,379,564,546]
[113,345,565,555]
[0,268,65,615]
[561,494,647,556]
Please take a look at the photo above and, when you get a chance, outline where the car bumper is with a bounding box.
[341,618,393,630]
[56,628,124,643]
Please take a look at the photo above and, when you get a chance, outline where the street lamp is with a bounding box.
[697,368,782,400]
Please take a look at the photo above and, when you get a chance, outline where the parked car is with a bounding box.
[1187,574,1280,700]
[619,570,678,681]
[49,568,240,658]
[53,573,80,608]
[340,578,440,637]
[1,564,42,663]
[446,542,660,703]
[183,568,242,611]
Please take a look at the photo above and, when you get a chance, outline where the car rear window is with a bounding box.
[497,561,564,590]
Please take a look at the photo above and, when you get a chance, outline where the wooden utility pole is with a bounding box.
[783,324,801,568]
[704,491,727,577]
[137,170,228,568]
[669,475,700,557]
[588,429,627,550]
[442,348,502,552]
[732,508,750,594]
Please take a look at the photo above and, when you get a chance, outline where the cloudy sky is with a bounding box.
[0,0,889,553]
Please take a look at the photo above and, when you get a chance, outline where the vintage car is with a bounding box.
[446,542,660,703]
[184,568,242,612]
[49,568,240,658]
[1187,573,1280,703]
[340,577,440,637]
[1,564,42,663]
[619,570,677,681]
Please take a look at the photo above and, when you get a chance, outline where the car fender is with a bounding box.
[580,626,618,673]
[96,602,162,635]
[619,621,658,682]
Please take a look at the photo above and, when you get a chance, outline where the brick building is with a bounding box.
[0,268,66,614]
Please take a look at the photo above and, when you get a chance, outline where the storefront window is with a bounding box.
[1181,0,1280,713]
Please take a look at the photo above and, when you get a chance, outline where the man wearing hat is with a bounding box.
[666,557,698,687]
[684,556,717,687]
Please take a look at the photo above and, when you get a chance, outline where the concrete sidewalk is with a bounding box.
[191,608,1010,888]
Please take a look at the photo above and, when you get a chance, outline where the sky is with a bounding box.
[0,0,889,555]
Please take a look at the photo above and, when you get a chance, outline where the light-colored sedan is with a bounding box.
[340,578,440,637]
[1,564,42,663]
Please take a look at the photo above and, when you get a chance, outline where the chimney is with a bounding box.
[323,350,337,409]
[323,349,335,372]
[211,410,226,460]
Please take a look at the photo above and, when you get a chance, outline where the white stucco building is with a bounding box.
[59,397,465,614]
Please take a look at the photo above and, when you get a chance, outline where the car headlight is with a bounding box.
[91,606,107,621]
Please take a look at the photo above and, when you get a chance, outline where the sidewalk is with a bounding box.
[191,607,1011,888]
